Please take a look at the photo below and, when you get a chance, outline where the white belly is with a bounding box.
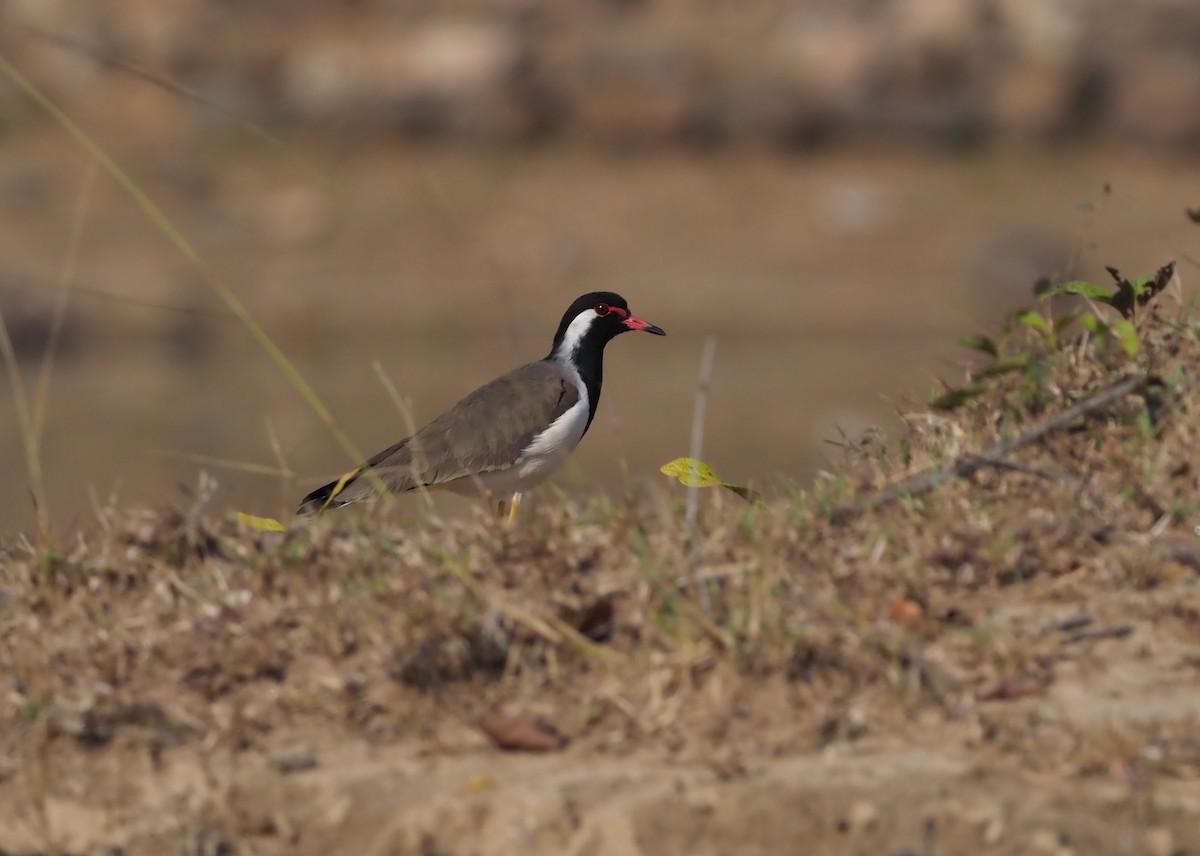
[515,395,590,481]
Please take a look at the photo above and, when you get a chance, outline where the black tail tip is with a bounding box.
[297,482,337,516]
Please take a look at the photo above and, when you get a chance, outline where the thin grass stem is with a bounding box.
[0,309,48,541]
[33,159,96,440]
[686,337,717,614]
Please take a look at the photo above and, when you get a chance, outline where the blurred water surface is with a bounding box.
[0,138,1195,534]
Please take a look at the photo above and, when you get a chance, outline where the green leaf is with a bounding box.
[1016,310,1052,335]
[959,334,998,357]
[1001,307,1033,336]
[1112,318,1141,357]
[976,354,1029,378]
[1043,280,1117,301]
[929,385,986,411]
[1079,313,1109,337]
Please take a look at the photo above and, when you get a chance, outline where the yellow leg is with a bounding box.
[507,492,522,523]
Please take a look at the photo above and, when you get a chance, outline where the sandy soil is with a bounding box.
[9,732,1200,856]
[2,491,1198,854]
[4,584,1199,856]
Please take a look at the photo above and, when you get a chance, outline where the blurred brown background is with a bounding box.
[1,1,1198,534]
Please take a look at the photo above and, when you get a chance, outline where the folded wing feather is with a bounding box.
[298,362,579,513]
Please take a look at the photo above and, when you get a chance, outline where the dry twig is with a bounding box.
[830,373,1149,524]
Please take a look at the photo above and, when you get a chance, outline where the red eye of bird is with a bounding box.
[594,303,610,316]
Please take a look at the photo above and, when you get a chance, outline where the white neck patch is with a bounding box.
[552,308,600,362]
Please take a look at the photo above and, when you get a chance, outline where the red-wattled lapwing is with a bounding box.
[297,292,665,520]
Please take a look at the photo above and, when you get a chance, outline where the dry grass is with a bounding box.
[1,301,1199,853]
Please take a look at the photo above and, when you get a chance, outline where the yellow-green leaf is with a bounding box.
[237,512,285,532]
[660,457,723,487]
[723,484,762,503]
[659,458,761,504]
[1016,310,1051,335]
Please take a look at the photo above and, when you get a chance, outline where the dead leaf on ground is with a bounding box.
[976,677,1047,702]
[480,711,567,752]
[887,597,924,625]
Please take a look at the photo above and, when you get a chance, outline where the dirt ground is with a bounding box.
[10,722,1200,856]
[2,510,1199,855]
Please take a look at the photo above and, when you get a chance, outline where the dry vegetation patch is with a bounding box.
[1,301,1199,854]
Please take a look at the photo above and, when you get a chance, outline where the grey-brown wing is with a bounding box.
[307,362,578,509]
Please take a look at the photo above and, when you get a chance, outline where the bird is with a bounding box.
[297,291,665,520]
